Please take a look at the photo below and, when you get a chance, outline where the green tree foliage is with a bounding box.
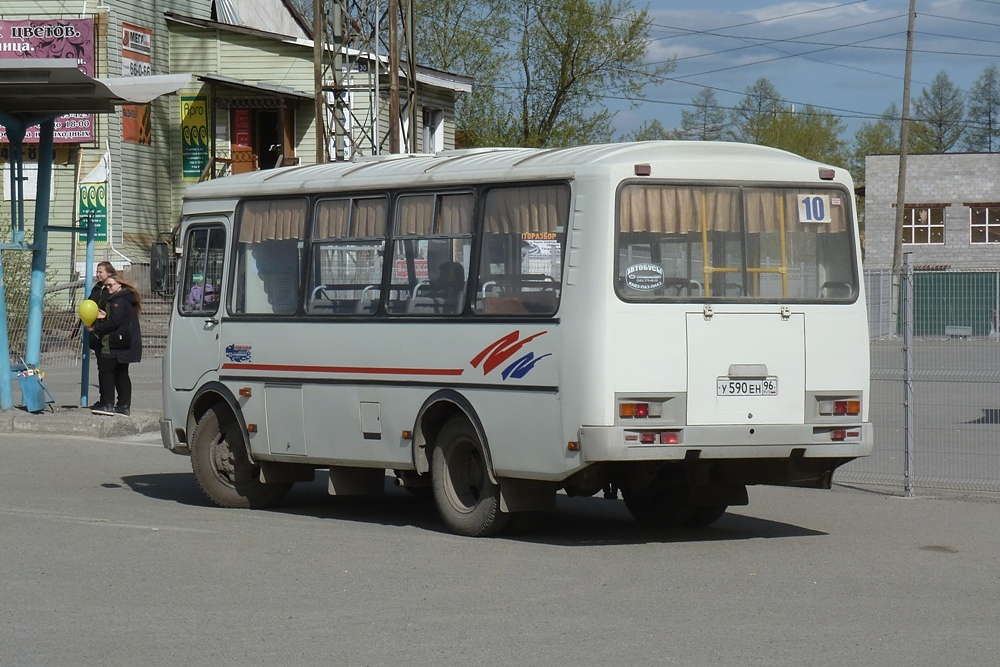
[964,63,1000,152]
[729,78,783,144]
[623,118,674,141]
[910,71,965,153]
[849,103,900,184]
[414,0,512,147]
[418,0,673,147]
[676,88,728,141]
[729,79,846,165]
[758,105,848,166]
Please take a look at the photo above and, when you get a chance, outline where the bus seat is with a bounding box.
[483,296,527,314]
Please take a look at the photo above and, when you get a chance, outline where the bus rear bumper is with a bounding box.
[578,423,873,463]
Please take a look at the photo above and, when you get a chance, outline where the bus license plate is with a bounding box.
[717,377,778,396]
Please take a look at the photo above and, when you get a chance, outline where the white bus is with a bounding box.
[155,141,872,537]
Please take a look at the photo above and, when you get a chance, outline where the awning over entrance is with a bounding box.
[197,74,314,102]
[96,73,193,104]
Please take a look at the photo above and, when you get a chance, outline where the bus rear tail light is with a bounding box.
[818,399,861,416]
[619,401,662,418]
[831,429,860,441]
[627,430,681,445]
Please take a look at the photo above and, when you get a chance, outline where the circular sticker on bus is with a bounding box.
[625,263,664,290]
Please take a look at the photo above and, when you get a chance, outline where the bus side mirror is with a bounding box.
[150,242,172,294]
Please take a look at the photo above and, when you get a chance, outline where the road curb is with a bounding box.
[0,406,161,438]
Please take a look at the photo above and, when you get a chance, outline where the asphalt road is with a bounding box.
[2,431,998,666]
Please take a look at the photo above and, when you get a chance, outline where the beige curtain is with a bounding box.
[744,189,846,233]
[620,185,846,234]
[238,199,308,243]
[619,186,738,234]
[314,198,387,239]
[354,198,387,237]
[396,195,435,235]
[314,200,350,239]
[438,194,475,234]
[483,185,570,234]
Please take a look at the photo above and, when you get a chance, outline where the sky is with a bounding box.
[619,0,1000,140]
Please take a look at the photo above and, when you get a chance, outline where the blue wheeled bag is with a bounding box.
[14,366,56,413]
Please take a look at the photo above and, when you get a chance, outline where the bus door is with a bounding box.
[172,221,227,390]
[686,311,805,426]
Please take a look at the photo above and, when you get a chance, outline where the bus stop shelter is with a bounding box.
[0,59,187,410]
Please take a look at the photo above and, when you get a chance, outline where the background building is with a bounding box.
[1,0,469,287]
[864,153,1000,270]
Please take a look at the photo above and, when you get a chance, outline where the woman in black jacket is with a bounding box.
[88,275,142,416]
[86,261,118,370]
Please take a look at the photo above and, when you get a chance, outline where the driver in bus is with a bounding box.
[187,274,216,309]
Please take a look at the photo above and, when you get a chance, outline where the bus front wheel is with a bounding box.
[190,406,291,509]
[431,416,510,537]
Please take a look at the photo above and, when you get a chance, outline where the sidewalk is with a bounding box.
[2,356,163,439]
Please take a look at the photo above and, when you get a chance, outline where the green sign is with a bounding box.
[181,95,209,180]
[78,182,108,244]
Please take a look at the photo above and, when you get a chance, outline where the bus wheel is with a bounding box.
[622,483,695,529]
[684,505,728,528]
[190,406,291,509]
[431,416,510,537]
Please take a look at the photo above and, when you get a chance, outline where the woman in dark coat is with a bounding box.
[86,261,118,357]
[88,274,142,416]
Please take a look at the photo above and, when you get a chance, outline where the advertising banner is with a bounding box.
[181,96,209,180]
[121,22,153,145]
[78,182,109,244]
[0,18,96,143]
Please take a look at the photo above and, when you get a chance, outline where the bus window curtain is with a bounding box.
[619,185,847,235]
[483,185,570,234]
[238,198,308,243]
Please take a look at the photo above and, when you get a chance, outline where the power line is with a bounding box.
[646,0,869,44]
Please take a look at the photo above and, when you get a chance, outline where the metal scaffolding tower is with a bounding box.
[312,0,417,162]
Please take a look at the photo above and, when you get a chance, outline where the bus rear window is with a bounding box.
[616,184,856,302]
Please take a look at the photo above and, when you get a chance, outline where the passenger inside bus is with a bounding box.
[430,261,466,313]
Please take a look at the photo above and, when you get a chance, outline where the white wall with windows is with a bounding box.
[865,153,1000,269]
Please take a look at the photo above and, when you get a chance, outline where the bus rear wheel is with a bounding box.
[431,416,510,537]
[191,406,291,509]
[623,482,697,529]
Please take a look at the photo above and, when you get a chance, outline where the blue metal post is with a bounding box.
[0,116,26,411]
[24,118,55,368]
[79,213,95,407]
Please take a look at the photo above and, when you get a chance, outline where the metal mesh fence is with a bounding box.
[6,257,1000,494]
[4,260,170,405]
[836,268,1000,493]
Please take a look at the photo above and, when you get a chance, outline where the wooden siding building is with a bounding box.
[1,0,470,286]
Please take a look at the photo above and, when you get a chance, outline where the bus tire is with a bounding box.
[622,483,695,529]
[684,505,728,527]
[190,406,291,509]
[431,416,510,537]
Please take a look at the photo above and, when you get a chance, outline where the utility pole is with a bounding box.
[892,0,917,274]
[314,0,418,160]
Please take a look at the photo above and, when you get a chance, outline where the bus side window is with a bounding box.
[387,192,474,316]
[306,196,387,316]
[232,199,307,315]
[179,225,226,316]
[474,184,568,317]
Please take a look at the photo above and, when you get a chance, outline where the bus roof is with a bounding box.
[183,141,849,200]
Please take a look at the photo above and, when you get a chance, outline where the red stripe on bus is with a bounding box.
[220,363,464,376]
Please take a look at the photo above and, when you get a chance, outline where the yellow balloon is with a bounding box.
[78,299,99,326]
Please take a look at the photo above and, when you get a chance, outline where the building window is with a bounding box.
[903,206,945,244]
[970,205,1000,244]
